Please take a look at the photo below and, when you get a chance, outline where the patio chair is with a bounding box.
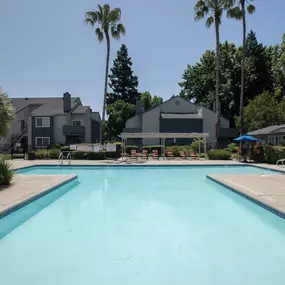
[167,151,174,159]
[179,151,187,159]
[131,149,137,159]
[152,150,159,159]
[189,151,198,159]
[142,149,148,159]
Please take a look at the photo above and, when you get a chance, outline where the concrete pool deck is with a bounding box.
[207,174,285,217]
[0,174,77,216]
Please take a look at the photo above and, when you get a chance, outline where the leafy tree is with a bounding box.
[194,0,232,144]
[85,4,126,143]
[238,92,285,132]
[0,93,15,136]
[106,100,136,138]
[227,0,256,135]
[141,91,163,112]
[107,44,139,106]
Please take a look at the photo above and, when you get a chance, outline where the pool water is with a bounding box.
[1,166,285,285]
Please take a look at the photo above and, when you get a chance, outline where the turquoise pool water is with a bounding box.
[0,165,285,285]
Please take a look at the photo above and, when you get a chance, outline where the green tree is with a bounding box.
[227,0,255,135]
[85,4,126,143]
[194,0,232,145]
[239,92,285,132]
[106,100,136,138]
[107,44,139,106]
[0,93,15,136]
[141,91,163,112]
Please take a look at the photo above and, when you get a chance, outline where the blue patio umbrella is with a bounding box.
[233,134,259,142]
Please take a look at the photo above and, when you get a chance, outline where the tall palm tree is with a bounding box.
[85,4,126,143]
[227,1,255,136]
[194,0,233,147]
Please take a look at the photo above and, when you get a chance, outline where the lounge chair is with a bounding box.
[167,151,174,159]
[189,151,198,159]
[179,151,187,159]
[131,149,137,159]
[152,150,159,159]
[142,149,148,159]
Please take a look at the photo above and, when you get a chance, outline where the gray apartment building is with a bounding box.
[124,96,237,147]
[1,92,101,152]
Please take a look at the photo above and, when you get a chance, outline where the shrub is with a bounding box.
[47,144,61,149]
[207,149,231,160]
[0,159,14,185]
[35,149,48,159]
[48,149,61,159]
[87,152,106,160]
[73,151,86,160]
[190,139,204,152]
[142,145,165,156]
[125,145,138,155]
[166,145,192,157]
[250,144,265,163]
[61,146,70,151]
[263,145,285,164]
[226,143,239,154]
[198,153,206,159]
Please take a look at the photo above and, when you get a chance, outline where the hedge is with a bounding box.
[142,145,165,156]
[249,145,285,164]
[125,145,138,155]
[207,149,231,160]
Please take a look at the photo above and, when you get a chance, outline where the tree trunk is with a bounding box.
[240,1,246,136]
[240,1,246,161]
[214,14,221,148]
[101,32,111,144]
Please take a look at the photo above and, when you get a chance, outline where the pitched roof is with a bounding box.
[72,106,89,114]
[161,113,202,119]
[12,97,79,114]
[248,125,285,136]
[90,112,101,123]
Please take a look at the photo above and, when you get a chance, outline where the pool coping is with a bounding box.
[0,174,78,219]
[206,174,285,219]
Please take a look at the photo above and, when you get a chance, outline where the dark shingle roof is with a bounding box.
[72,106,89,114]
[11,97,79,115]
[248,124,285,136]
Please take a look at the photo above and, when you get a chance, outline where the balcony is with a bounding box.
[63,125,85,136]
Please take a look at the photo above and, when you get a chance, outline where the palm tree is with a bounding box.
[194,0,233,147]
[85,4,126,143]
[227,0,255,136]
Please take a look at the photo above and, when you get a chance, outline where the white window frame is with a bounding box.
[35,117,50,128]
[72,120,83,127]
[35,137,50,148]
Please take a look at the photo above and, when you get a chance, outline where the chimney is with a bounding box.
[63,92,71,113]
[136,99,143,115]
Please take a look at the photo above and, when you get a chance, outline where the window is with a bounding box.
[72,120,82,126]
[35,137,50,147]
[36,117,50,127]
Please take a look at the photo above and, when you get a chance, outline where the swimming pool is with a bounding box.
[1,165,285,285]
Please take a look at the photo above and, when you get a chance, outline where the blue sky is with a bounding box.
[1,0,284,113]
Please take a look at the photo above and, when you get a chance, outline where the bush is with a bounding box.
[142,145,165,156]
[73,151,86,160]
[198,153,206,159]
[125,145,138,155]
[35,149,48,159]
[250,144,265,163]
[87,152,106,160]
[0,159,13,185]
[263,145,285,164]
[226,143,239,154]
[47,144,61,149]
[207,149,231,160]
[190,139,204,152]
[166,145,192,157]
[61,146,70,151]
[48,149,60,159]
